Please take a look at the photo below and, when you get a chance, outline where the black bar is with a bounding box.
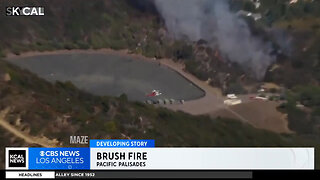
[2,170,320,179]
[253,170,320,179]
[55,170,252,179]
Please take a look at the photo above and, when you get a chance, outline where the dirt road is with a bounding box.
[0,107,58,147]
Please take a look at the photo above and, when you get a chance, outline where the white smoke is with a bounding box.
[154,0,275,79]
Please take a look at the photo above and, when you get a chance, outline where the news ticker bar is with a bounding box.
[5,171,253,179]
[6,146,314,170]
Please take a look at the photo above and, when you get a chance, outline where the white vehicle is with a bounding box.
[224,99,242,106]
[227,94,238,99]
[254,96,268,101]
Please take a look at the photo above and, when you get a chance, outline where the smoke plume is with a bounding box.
[154,0,275,79]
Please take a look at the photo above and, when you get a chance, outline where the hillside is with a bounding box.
[1,0,319,90]
[232,0,320,87]
[0,0,249,93]
[0,0,319,169]
[0,59,319,169]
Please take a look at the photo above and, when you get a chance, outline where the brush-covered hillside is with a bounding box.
[1,0,319,90]
[0,57,319,169]
[0,0,319,169]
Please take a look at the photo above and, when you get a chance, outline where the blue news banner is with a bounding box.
[27,140,154,170]
[28,148,90,170]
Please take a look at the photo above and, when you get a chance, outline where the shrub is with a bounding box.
[225,82,248,94]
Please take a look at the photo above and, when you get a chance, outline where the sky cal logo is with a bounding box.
[6,6,45,16]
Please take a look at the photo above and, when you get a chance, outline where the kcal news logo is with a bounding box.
[6,148,29,169]
[8,150,26,167]
[6,6,45,16]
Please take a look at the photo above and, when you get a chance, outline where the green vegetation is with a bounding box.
[225,82,248,95]
[185,60,209,81]
[278,85,320,138]
[1,0,318,89]
[230,0,320,27]
[0,50,5,58]
[231,0,320,88]
[0,57,319,168]
[0,0,319,169]
[0,0,194,65]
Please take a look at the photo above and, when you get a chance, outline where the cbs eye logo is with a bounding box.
[40,151,45,156]
[8,150,26,167]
